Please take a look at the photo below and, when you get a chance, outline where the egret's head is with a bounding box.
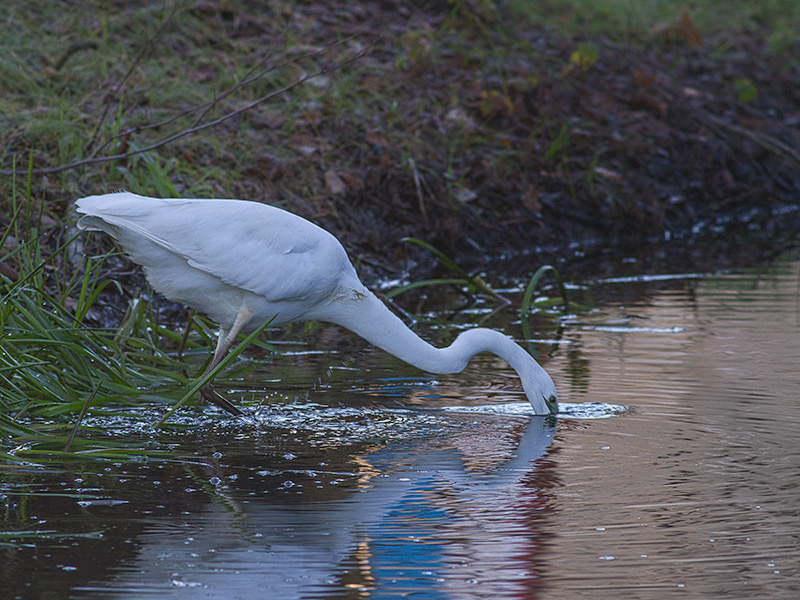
[544,391,559,415]
[522,362,559,415]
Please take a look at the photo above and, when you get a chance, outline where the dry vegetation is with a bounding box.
[2,0,800,277]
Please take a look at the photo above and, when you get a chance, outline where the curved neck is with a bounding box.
[318,289,466,372]
[317,289,528,375]
[313,287,555,414]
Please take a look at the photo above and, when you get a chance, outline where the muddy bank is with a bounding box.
[5,2,800,288]
[277,3,800,278]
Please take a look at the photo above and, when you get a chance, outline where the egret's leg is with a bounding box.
[199,305,254,415]
[209,326,232,371]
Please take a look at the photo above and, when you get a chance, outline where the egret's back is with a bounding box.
[76,192,357,329]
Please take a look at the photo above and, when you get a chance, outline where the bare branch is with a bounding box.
[86,35,337,161]
[1,41,368,177]
[85,4,179,154]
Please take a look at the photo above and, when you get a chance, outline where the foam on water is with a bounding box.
[440,401,628,419]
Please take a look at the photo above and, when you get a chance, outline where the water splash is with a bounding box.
[440,401,628,419]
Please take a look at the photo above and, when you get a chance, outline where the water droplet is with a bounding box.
[212,451,223,459]
[171,580,202,588]
[209,476,221,485]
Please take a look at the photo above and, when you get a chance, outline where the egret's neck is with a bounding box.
[314,287,467,373]
[314,287,543,377]
[311,285,557,414]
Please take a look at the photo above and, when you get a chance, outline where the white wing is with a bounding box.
[76,192,351,304]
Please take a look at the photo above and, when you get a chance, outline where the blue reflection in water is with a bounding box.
[73,416,556,599]
[370,481,452,599]
[321,416,556,597]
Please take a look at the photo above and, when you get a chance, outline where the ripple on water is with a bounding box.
[440,401,629,419]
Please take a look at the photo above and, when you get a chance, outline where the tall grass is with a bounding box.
[0,167,267,457]
[1,200,153,450]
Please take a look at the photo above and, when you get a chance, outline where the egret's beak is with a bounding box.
[545,394,559,415]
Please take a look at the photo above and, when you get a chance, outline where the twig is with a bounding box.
[376,290,417,326]
[87,36,331,161]
[85,4,178,154]
[184,29,289,131]
[1,44,369,177]
[52,41,98,72]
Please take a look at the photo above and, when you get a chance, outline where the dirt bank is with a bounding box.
[4,1,800,285]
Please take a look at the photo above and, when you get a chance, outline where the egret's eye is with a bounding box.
[545,394,559,414]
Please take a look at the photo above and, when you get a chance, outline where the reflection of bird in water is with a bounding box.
[76,192,558,415]
[72,414,556,599]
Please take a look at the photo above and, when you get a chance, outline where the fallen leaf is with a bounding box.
[324,170,347,196]
[252,153,287,180]
[479,90,513,119]
[594,167,623,181]
[455,186,477,203]
[445,106,477,129]
[633,68,656,88]
[2,234,18,253]
[678,11,703,48]
[339,172,364,191]
[365,131,389,147]
[522,187,542,213]
[362,75,383,91]
[569,43,599,70]
[733,77,758,103]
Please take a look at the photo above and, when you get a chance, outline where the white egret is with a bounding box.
[75,192,558,415]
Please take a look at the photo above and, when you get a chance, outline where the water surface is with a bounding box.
[2,253,800,599]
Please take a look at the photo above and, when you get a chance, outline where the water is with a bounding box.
[3,253,800,599]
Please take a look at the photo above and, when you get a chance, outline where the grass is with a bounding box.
[511,0,800,51]
[2,0,795,201]
[0,163,271,457]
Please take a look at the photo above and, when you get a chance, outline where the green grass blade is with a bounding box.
[384,278,470,299]
[521,264,570,315]
[63,380,102,452]
[401,237,470,278]
[154,317,276,427]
